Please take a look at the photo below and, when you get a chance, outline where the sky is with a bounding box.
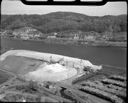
[1,0,127,16]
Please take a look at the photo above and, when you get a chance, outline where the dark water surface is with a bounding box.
[1,38,127,68]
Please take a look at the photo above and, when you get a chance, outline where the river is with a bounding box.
[0,38,127,68]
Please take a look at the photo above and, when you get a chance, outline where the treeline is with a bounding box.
[1,12,127,34]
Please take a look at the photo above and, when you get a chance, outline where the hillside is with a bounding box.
[1,12,127,34]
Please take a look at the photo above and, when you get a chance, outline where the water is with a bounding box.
[0,38,127,68]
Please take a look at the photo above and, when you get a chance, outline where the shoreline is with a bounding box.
[1,37,127,48]
[0,50,102,83]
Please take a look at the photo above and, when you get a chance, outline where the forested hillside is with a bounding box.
[1,12,127,34]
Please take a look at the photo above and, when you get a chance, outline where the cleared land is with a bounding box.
[0,50,126,103]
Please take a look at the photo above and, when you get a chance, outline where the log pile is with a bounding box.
[109,75,127,82]
[80,81,126,99]
[101,79,126,88]
[76,85,123,103]
[106,84,126,91]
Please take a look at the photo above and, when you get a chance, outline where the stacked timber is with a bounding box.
[106,84,126,91]
[76,85,123,103]
[101,79,126,88]
[109,75,127,82]
[80,81,126,99]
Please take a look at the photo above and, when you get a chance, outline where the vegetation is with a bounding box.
[1,12,127,47]
[1,12,127,34]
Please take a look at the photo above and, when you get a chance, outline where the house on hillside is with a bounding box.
[104,32,127,41]
[74,34,79,40]
[13,27,43,40]
[82,31,99,41]
[1,30,14,37]
[85,35,95,41]
[56,30,81,40]
[47,32,57,39]
[102,32,113,41]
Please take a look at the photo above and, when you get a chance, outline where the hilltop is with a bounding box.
[1,12,127,47]
[1,12,127,33]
